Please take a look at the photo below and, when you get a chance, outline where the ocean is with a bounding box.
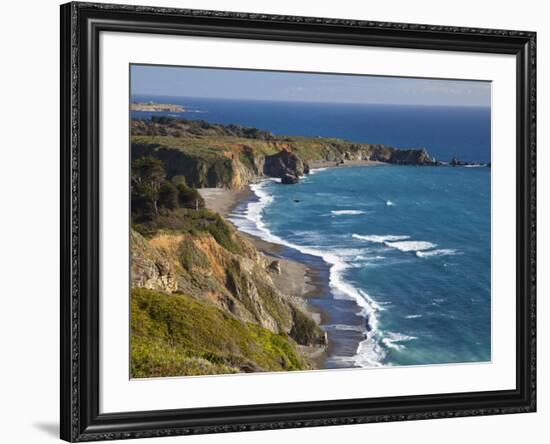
[132,95,492,367]
[131,95,491,163]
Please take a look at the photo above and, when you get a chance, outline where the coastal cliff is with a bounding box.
[130,157,326,377]
[131,117,438,189]
[129,117,440,377]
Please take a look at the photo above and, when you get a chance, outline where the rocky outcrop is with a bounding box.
[131,225,326,348]
[131,230,178,293]
[389,148,438,165]
[368,147,436,165]
[263,149,306,181]
[449,156,487,167]
[267,260,282,275]
[450,156,464,166]
[281,173,300,184]
[132,118,444,190]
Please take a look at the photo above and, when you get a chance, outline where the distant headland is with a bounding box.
[130,101,185,112]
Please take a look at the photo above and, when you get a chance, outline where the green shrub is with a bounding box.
[131,156,166,220]
[176,183,205,209]
[130,288,310,377]
[290,307,324,345]
[158,181,178,210]
[179,237,210,272]
[206,214,243,254]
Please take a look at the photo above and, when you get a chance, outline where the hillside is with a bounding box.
[129,117,438,377]
[131,117,438,189]
[130,157,326,377]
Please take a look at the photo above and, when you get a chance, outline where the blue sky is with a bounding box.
[131,65,491,107]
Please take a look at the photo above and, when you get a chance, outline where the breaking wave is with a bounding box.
[384,240,436,252]
[230,180,387,367]
[416,248,458,258]
[331,210,367,216]
[352,234,410,243]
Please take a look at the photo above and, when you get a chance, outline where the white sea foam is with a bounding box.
[331,210,367,216]
[405,314,423,319]
[229,179,387,367]
[352,234,456,258]
[352,234,410,243]
[416,248,458,258]
[384,240,436,252]
[355,255,385,262]
[325,324,365,333]
[381,332,418,351]
[309,167,328,175]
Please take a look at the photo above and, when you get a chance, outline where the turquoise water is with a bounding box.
[230,165,491,367]
[131,94,492,367]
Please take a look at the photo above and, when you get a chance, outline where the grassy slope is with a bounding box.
[131,207,322,377]
[131,288,310,377]
[131,134,364,162]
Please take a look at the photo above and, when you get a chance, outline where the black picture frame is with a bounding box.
[60,2,537,442]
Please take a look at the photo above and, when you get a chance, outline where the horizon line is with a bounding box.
[130,94,491,109]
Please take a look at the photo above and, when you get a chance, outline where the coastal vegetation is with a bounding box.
[129,117,466,377]
[130,156,325,377]
[131,116,439,189]
[131,288,310,377]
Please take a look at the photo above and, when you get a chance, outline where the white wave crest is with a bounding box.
[416,248,457,258]
[352,234,410,243]
[309,167,328,175]
[381,332,418,351]
[229,180,386,367]
[405,314,423,319]
[331,210,366,216]
[384,240,436,252]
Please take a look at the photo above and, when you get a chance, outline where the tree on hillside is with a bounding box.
[131,157,165,220]
[158,181,178,210]
[132,156,205,222]
[176,183,205,210]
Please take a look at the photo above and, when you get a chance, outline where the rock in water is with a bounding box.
[264,149,305,180]
[450,156,465,166]
[281,173,299,184]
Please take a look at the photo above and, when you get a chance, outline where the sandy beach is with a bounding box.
[197,187,253,217]
[198,186,330,367]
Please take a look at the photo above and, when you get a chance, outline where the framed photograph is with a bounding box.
[60,2,536,441]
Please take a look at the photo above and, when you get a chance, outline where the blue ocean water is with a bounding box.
[231,166,491,367]
[131,94,492,367]
[131,95,491,163]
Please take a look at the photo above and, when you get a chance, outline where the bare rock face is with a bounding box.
[388,148,437,165]
[450,156,466,166]
[263,149,305,181]
[267,260,282,275]
[281,173,299,184]
[131,230,178,293]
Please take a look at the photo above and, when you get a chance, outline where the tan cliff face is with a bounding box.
[132,132,437,191]
[228,151,260,189]
[131,230,178,293]
[130,228,325,346]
